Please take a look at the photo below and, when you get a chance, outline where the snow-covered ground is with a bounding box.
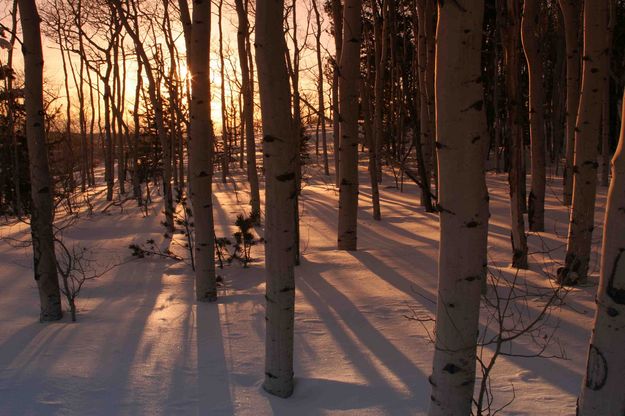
[0,156,605,415]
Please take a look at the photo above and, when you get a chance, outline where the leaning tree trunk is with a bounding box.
[18,0,63,322]
[337,0,362,251]
[255,0,298,398]
[559,0,609,285]
[187,0,217,302]
[428,1,489,414]
[577,89,625,415]
[522,0,547,232]
[559,0,581,206]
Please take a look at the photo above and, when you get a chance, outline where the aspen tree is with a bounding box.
[18,0,63,321]
[312,0,330,176]
[415,0,434,210]
[235,0,261,220]
[111,0,175,233]
[600,0,615,188]
[218,0,229,184]
[331,0,343,187]
[255,0,298,397]
[577,89,625,416]
[577,88,625,416]
[425,0,437,191]
[370,0,386,220]
[187,0,217,301]
[337,0,362,251]
[500,0,528,269]
[5,0,22,216]
[559,0,581,206]
[559,0,609,285]
[428,0,489,414]
[522,0,547,231]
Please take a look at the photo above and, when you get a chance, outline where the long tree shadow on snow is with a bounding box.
[295,258,429,413]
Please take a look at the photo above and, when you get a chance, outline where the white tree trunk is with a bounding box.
[187,0,217,301]
[312,0,330,176]
[501,0,528,269]
[18,0,63,321]
[255,0,297,398]
[559,0,581,206]
[428,1,488,414]
[337,0,362,251]
[235,0,261,220]
[416,0,434,210]
[522,0,547,232]
[331,0,343,188]
[577,88,625,415]
[559,0,609,284]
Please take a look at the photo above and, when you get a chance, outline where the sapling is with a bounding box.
[55,238,116,321]
[232,213,256,267]
[174,189,195,270]
[215,236,232,269]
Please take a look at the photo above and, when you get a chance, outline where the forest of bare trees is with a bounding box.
[2,0,625,413]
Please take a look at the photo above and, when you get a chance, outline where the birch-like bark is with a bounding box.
[312,0,330,176]
[577,89,625,415]
[362,23,380,221]
[425,0,437,192]
[5,0,21,216]
[132,56,143,203]
[235,0,261,220]
[500,0,528,269]
[217,0,229,184]
[428,1,488,414]
[559,0,609,284]
[18,0,63,321]
[600,0,615,188]
[415,0,433,210]
[331,0,343,188]
[256,0,297,397]
[337,0,362,251]
[370,0,385,220]
[559,0,581,206]
[522,0,547,231]
[187,0,217,301]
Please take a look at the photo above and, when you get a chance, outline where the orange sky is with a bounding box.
[2,1,333,131]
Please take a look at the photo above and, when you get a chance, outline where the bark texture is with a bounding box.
[577,89,625,415]
[255,0,297,398]
[500,0,528,269]
[428,1,489,414]
[235,0,261,220]
[559,0,609,284]
[18,0,63,322]
[559,0,581,206]
[522,0,547,232]
[337,0,362,251]
[188,0,217,301]
[331,0,343,188]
